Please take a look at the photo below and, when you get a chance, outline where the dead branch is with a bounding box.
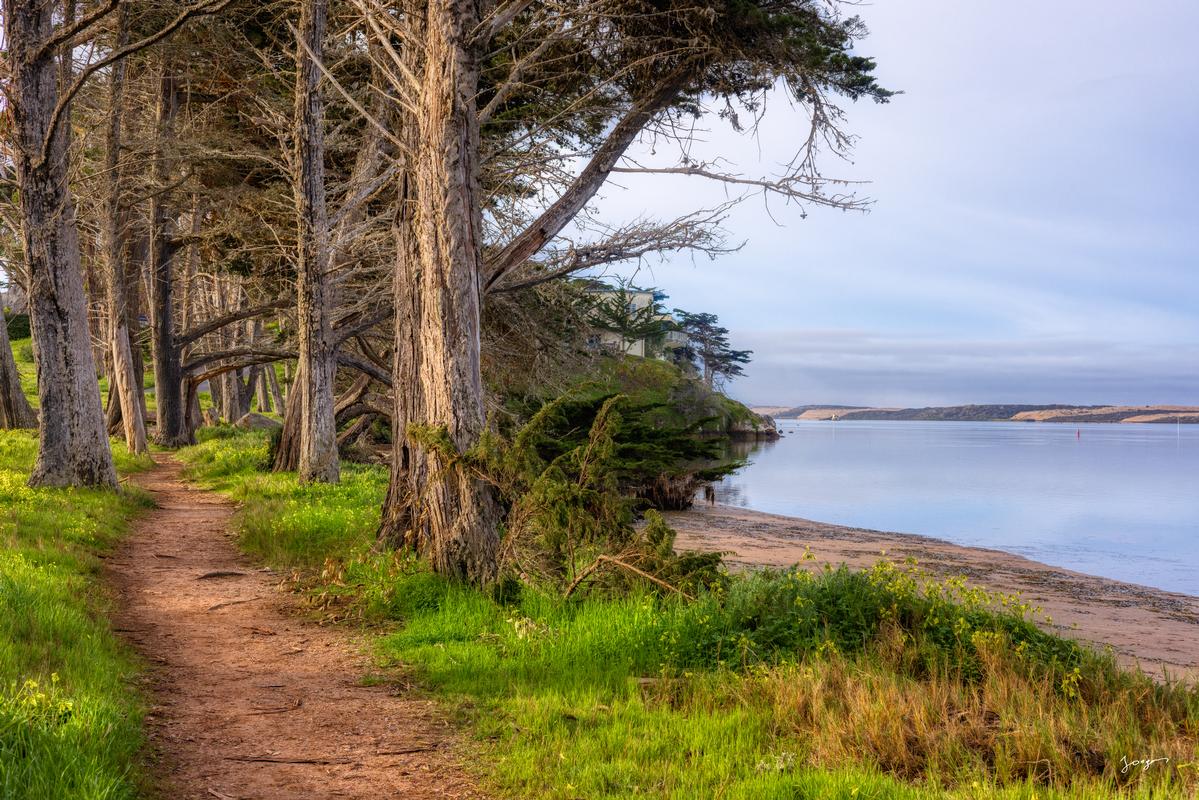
[564,555,694,601]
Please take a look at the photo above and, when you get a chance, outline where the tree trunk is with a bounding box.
[378,0,499,584]
[255,369,272,412]
[0,307,36,429]
[252,321,272,411]
[149,68,188,445]
[8,0,117,487]
[293,0,339,483]
[272,361,304,472]
[101,7,147,454]
[265,362,285,415]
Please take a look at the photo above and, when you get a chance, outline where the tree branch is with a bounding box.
[483,70,691,291]
[37,0,235,169]
[35,0,121,60]
[178,298,292,348]
[608,163,870,212]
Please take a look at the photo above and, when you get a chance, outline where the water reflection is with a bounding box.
[709,420,1199,595]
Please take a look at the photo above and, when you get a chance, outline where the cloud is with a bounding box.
[587,0,1199,407]
[727,330,1199,407]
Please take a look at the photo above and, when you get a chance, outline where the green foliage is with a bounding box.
[659,562,1091,680]
[560,356,766,439]
[586,282,673,356]
[0,431,152,799]
[672,309,752,388]
[420,393,729,592]
[4,312,30,340]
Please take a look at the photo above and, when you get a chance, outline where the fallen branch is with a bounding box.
[196,570,248,580]
[564,556,694,601]
[224,756,352,765]
[206,596,264,612]
[374,745,440,756]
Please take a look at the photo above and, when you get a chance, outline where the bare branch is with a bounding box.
[38,0,236,168]
[178,298,293,348]
[609,162,870,213]
[35,0,121,60]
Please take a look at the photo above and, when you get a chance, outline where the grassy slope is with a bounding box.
[178,430,1198,800]
[0,431,153,799]
[531,356,771,437]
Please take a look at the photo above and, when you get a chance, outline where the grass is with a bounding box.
[10,337,39,410]
[10,336,272,418]
[176,429,1199,799]
[0,430,154,800]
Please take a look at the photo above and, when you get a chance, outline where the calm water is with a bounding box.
[715,420,1199,596]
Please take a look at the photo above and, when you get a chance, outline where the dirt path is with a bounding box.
[107,456,481,799]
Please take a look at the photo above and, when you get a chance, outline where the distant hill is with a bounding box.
[771,404,1199,424]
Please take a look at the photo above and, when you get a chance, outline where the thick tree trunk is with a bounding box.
[378,0,499,584]
[101,8,147,454]
[8,0,117,487]
[149,70,189,445]
[0,307,36,429]
[293,0,339,483]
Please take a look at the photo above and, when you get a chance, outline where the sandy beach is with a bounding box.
[667,504,1199,681]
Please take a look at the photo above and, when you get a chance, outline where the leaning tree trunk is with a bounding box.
[8,0,117,487]
[272,361,304,472]
[0,307,36,429]
[149,68,188,446]
[378,0,500,584]
[100,8,147,454]
[293,0,339,483]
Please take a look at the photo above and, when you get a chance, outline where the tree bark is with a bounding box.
[8,0,117,487]
[378,0,500,584]
[149,66,188,445]
[272,361,304,472]
[293,0,339,483]
[100,7,147,454]
[265,361,285,415]
[0,307,36,429]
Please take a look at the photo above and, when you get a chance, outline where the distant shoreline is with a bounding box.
[667,503,1199,681]
[751,403,1199,425]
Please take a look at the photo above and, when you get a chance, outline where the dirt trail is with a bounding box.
[107,456,481,799]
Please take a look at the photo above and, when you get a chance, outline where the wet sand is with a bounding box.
[666,504,1199,681]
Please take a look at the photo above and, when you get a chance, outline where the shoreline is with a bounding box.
[666,504,1199,681]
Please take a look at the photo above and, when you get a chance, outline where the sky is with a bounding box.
[592,1,1199,408]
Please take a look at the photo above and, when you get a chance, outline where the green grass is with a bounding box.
[10,337,38,410]
[177,431,1199,799]
[0,431,154,799]
[11,336,240,417]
